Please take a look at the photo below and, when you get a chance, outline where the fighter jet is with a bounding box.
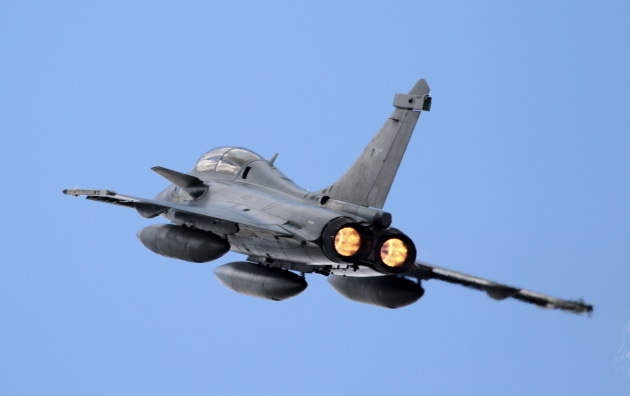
[63,79,593,315]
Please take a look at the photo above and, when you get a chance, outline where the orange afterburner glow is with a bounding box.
[380,238,408,267]
[334,227,362,257]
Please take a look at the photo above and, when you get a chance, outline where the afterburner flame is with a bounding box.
[334,227,361,257]
[380,238,408,267]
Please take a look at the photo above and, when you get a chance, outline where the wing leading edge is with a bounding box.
[61,188,291,236]
[408,261,593,315]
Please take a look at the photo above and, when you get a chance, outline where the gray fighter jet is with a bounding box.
[63,79,593,315]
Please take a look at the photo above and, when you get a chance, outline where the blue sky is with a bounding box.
[2,1,629,395]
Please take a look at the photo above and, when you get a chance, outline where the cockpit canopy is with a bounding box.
[195,147,263,175]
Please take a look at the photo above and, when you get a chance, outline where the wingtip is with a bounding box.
[62,188,79,197]
[580,302,594,317]
[552,299,594,316]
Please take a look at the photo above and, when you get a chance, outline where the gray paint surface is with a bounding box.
[63,79,592,314]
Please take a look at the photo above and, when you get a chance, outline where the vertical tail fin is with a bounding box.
[319,79,431,209]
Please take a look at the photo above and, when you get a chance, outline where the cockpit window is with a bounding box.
[196,147,230,172]
[195,147,263,175]
[216,148,261,175]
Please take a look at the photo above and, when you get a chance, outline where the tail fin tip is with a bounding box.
[409,79,430,96]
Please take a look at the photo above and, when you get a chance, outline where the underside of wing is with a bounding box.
[407,261,593,315]
[62,188,291,237]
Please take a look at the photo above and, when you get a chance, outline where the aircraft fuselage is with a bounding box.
[157,157,400,276]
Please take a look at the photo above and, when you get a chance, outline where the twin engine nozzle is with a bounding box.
[321,217,416,274]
